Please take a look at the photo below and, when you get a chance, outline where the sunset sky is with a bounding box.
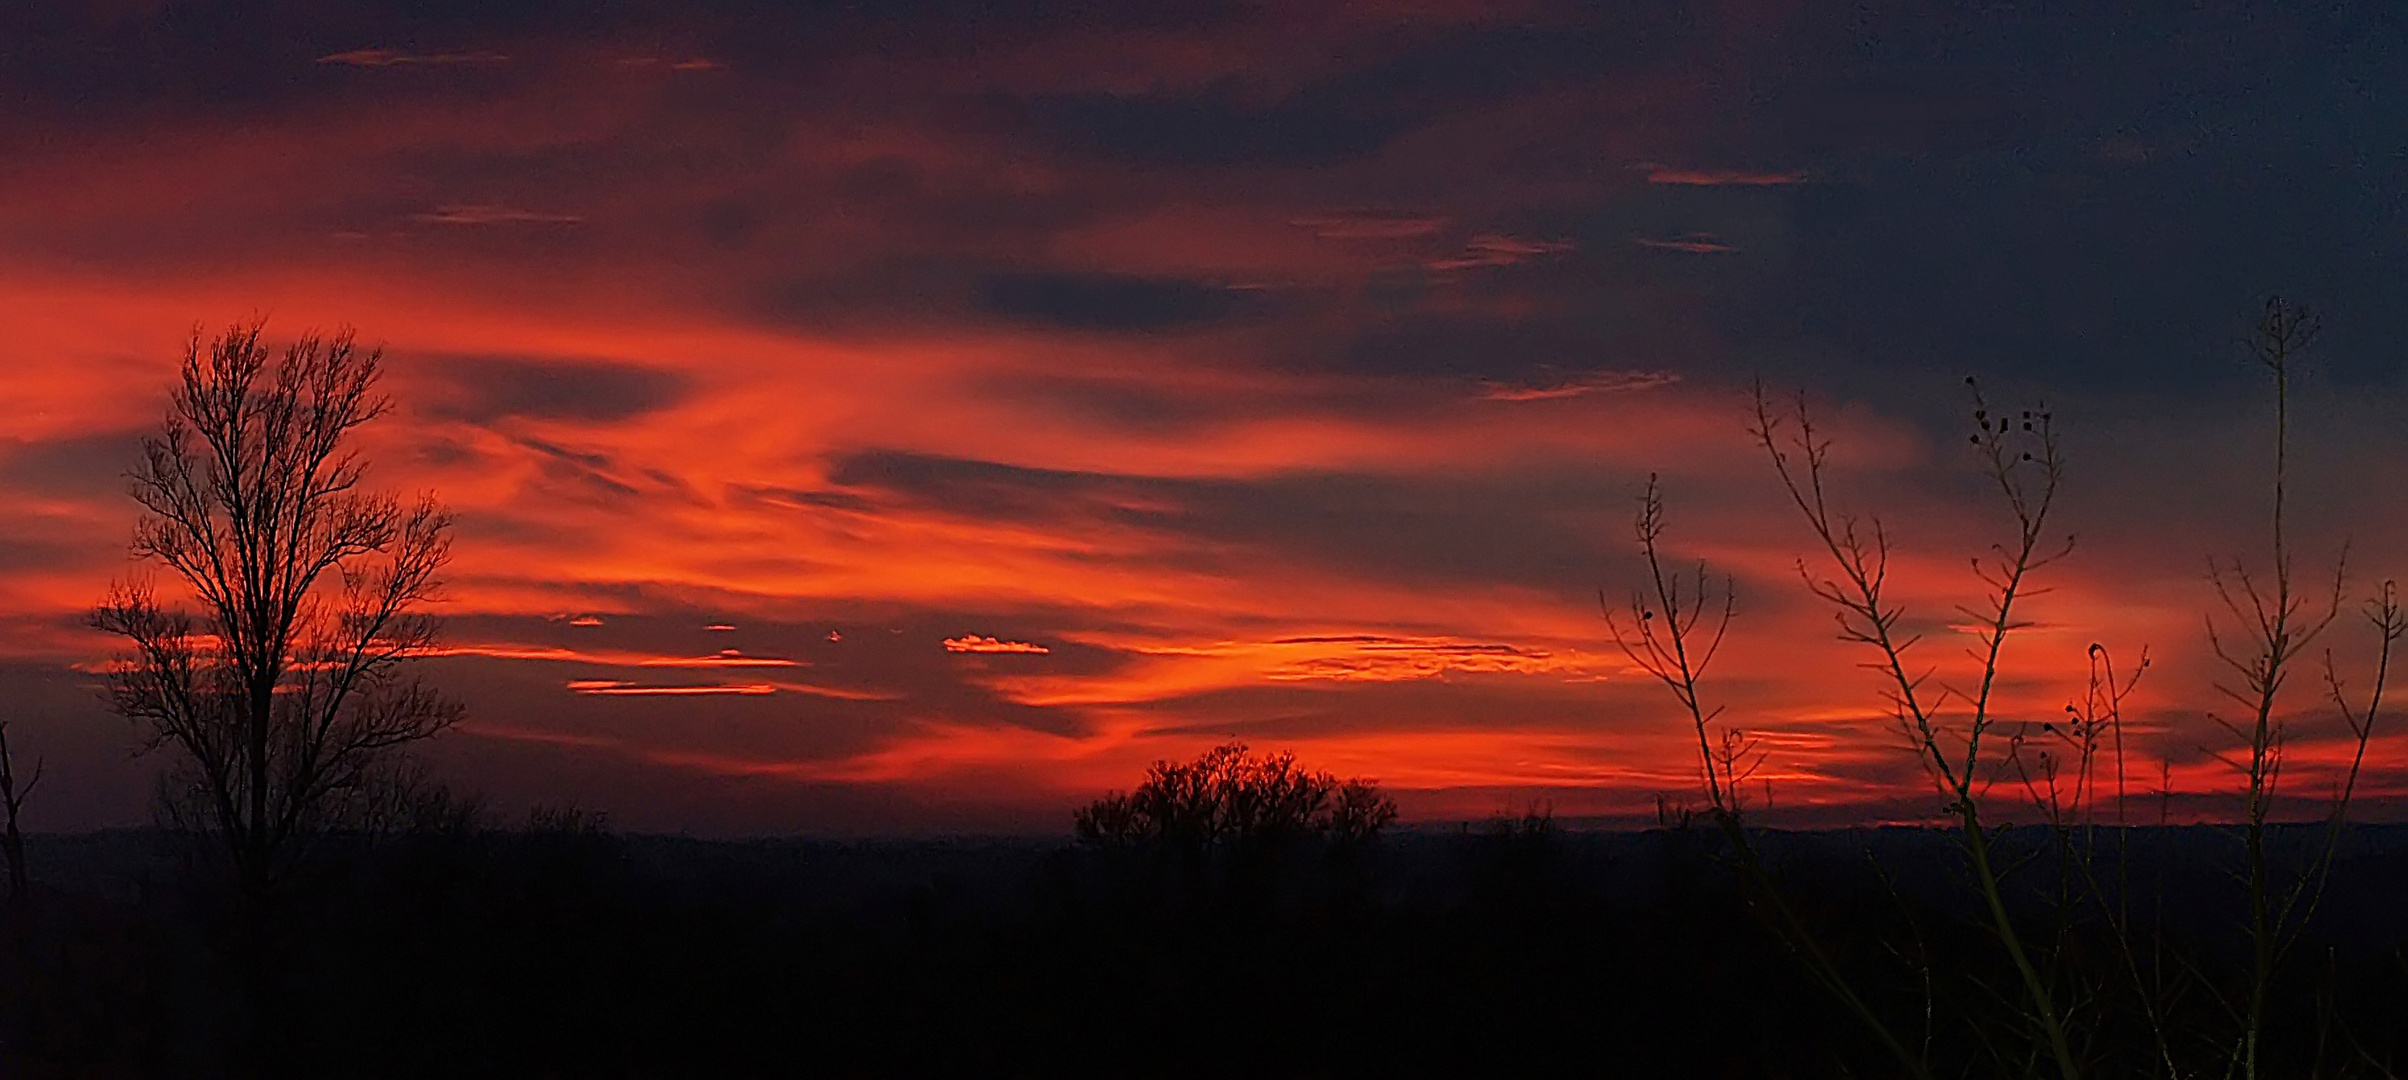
[3,1,2405,834]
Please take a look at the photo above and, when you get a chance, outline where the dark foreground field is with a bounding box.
[0,822,2402,1078]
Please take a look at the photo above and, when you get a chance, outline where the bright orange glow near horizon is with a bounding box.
[3,2,2404,835]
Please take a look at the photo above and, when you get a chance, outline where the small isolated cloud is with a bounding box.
[1261,634,1603,682]
[1478,369,1682,402]
[566,680,778,696]
[318,48,510,68]
[770,680,900,702]
[1425,233,1577,272]
[425,643,795,669]
[617,56,723,71]
[1291,209,1451,241]
[568,616,605,627]
[645,650,798,669]
[705,624,737,632]
[1634,233,1738,254]
[1635,163,1805,186]
[944,635,1051,655]
[411,205,584,226]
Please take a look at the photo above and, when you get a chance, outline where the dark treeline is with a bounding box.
[0,820,2402,1078]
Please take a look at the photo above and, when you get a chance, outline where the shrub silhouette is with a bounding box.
[1074,742,1397,849]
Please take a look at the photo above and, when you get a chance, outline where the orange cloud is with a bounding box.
[424,644,800,669]
[943,635,1052,655]
[567,680,780,696]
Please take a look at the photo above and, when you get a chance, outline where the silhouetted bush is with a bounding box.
[1073,741,1398,850]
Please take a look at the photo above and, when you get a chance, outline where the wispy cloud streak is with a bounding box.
[319,48,510,68]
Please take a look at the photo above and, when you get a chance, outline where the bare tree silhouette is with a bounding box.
[91,321,459,905]
[1602,475,1750,822]
[1075,742,1397,849]
[0,721,38,903]
[1751,378,2085,1080]
[1611,381,2087,1079]
[1605,472,1933,1080]
[1604,303,2405,1080]
[2206,297,2400,1080]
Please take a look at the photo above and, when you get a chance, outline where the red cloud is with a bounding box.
[1636,163,1806,186]
[318,48,510,68]
[1290,209,1451,241]
[410,205,584,226]
[566,680,779,696]
[1479,370,1681,401]
[1425,233,1577,271]
[1634,234,1738,254]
